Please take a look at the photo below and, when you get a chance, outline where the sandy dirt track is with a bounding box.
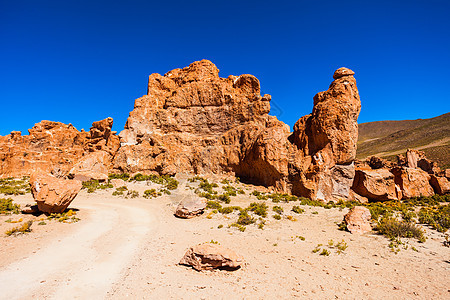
[0,179,449,299]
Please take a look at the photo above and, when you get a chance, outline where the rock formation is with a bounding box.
[0,118,118,178]
[179,243,243,271]
[4,60,446,202]
[29,172,82,213]
[113,61,361,201]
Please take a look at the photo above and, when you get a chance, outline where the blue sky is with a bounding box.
[1,0,449,135]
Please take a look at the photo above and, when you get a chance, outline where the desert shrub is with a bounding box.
[216,194,231,204]
[268,193,298,203]
[0,198,20,214]
[218,224,223,229]
[161,189,171,195]
[418,204,450,232]
[199,179,218,194]
[108,173,130,181]
[48,210,80,223]
[126,190,139,198]
[237,210,255,225]
[230,223,246,232]
[222,185,237,196]
[112,186,128,196]
[0,177,30,195]
[311,211,318,215]
[375,217,425,242]
[143,189,161,199]
[5,221,32,236]
[247,202,268,217]
[206,200,222,210]
[273,214,281,220]
[272,206,283,214]
[82,179,113,193]
[292,206,305,214]
[237,188,245,194]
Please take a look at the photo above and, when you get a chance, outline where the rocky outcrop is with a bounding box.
[113,61,361,201]
[429,175,450,195]
[406,149,440,174]
[352,168,400,201]
[344,206,372,234]
[0,118,118,178]
[391,167,434,199]
[29,172,82,213]
[179,243,243,271]
[175,196,207,218]
[69,151,110,181]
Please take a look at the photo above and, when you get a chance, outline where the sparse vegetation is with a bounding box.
[82,179,113,193]
[112,186,128,196]
[0,177,30,195]
[291,206,305,214]
[375,217,425,242]
[272,205,283,214]
[143,189,161,199]
[273,214,281,220]
[248,202,268,217]
[5,221,32,236]
[0,198,20,214]
[47,210,80,223]
[126,190,139,198]
[313,239,348,255]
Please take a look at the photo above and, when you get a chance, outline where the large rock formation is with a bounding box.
[29,172,82,213]
[113,61,361,201]
[0,118,119,178]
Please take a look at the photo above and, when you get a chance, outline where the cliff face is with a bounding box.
[113,61,361,201]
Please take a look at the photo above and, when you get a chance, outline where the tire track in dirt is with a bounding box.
[0,198,154,300]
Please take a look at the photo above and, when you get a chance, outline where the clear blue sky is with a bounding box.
[1,0,449,135]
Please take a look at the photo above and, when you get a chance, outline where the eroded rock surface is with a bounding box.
[29,172,82,213]
[113,60,361,201]
[0,118,118,178]
[179,243,243,271]
[344,206,372,234]
[175,196,207,218]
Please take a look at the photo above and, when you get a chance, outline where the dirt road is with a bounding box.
[0,195,156,299]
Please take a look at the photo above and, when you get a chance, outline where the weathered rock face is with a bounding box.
[69,151,110,181]
[0,118,118,178]
[179,243,243,271]
[352,168,400,201]
[406,149,440,174]
[113,61,361,201]
[175,196,207,218]
[29,172,82,213]
[344,206,372,234]
[391,167,434,199]
[429,175,450,195]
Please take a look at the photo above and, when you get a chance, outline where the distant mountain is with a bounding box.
[357,112,450,169]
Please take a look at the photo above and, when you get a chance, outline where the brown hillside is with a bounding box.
[357,112,450,168]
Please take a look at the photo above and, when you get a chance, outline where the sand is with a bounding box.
[0,177,449,299]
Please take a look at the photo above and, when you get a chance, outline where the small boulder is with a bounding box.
[30,172,82,214]
[175,196,206,218]
[344,206,372,234]
[179,243,243,271]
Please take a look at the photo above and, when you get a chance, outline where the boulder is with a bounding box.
[429,175,450,195]
[179,243,243,271]
[391,167,434,199]
[344,206,372,234]
[29,172,82,213]
[175,196,207,218]
[352,168,400,201]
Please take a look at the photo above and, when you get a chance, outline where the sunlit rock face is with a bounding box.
[113,61,361,201]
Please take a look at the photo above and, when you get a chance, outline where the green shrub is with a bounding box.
[237,210,255,225]
[0,198,20,214]
[375,217,425,242]
[82,179,113,193]
[5,221,32,236]
[248,202,268,217]
[292,206,305,214]
[273,214,281,220]
[418,205,450,232]
[206,200,222,210]
[273,206,283,214]
[217,194,231,204]
[47,210,80,223]
[126,190,139,198]
[108,173,130,181]
[0,178,30,195]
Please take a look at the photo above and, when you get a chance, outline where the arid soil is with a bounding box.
[0,176,449,299]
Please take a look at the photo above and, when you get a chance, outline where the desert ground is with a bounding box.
[0,175,449,300]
